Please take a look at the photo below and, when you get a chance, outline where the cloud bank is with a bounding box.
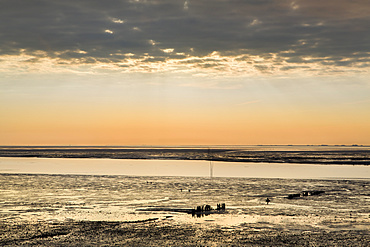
[1,0,369,76]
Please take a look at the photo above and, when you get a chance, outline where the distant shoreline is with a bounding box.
[0,146,369,165]
[0,144,369,148]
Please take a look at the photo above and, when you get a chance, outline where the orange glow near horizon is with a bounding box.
[1,93,369,146]
[1,64,369,147]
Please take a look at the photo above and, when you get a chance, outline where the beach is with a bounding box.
[0,146,369,246]
[1,219,369,246]
[0,156,369,246]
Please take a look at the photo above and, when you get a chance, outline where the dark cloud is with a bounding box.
[1,0,369,68]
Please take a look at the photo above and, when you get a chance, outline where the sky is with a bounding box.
[1,0,370,146]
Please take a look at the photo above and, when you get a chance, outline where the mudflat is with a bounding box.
[1,173,369,246]
[1,220,369,246]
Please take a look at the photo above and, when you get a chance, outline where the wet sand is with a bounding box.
[1,220,369,246]
[1,146,369,246]
[1,173,369,246]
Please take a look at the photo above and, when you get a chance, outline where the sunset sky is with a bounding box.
[1,0,369,145]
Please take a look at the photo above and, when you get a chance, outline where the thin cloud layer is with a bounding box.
[1,0,369,75]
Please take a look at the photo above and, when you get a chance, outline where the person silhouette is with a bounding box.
[266,198,271,205]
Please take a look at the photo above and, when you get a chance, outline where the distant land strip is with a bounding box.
[0,147,369,165]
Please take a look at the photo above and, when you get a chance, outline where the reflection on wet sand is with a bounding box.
[0,157,369,245]
[1,174,369,229]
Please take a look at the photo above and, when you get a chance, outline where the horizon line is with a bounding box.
[0,144,368,148]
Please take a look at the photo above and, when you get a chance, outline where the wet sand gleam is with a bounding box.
[1,171,369,246]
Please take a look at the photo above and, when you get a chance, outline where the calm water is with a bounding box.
[0,157,369,179]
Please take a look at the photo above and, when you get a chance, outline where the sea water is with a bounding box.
[0,157,369,179]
